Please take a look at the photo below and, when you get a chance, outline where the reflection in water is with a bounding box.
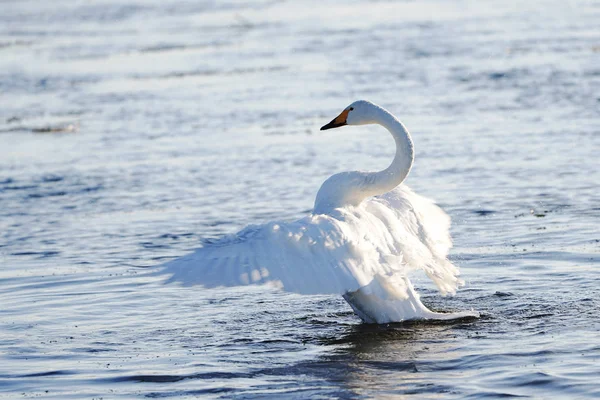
[303,320,476,397]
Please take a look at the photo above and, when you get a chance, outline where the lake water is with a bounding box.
[1,0,599,398]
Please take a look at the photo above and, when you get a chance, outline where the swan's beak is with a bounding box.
[320,109,350,130]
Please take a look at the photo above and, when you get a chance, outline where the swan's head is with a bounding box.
[320,100,379,130]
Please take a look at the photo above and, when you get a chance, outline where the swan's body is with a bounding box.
[164,100,478,323]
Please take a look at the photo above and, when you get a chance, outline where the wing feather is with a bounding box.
[162,184,462,296]
[370,185,462,294]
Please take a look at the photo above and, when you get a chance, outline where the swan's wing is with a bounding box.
[163,185,461,296]
[366,185,462,295]
[161,215,397,295]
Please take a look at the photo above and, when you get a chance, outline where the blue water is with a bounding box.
[1,0,599,398]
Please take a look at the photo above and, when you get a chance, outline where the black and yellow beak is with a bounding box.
[320,108,350,130]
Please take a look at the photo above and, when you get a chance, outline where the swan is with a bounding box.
[163,100,478,323]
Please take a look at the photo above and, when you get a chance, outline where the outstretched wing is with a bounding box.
[162,184,462,296]
[161,214,399,295]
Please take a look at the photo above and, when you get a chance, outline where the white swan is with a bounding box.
[163,100,478,323]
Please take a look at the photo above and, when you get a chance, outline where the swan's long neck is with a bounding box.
[313,105,414,214]
[363,109,414,197]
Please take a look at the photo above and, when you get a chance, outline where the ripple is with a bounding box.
[109,371,250,383]
[0,0,599,399]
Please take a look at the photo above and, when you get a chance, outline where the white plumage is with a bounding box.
[163,100,478,323]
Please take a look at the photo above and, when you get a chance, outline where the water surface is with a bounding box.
[1,0,599,398]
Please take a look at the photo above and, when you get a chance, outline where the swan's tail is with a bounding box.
[342,274,479,324]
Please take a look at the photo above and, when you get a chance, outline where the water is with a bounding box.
[1,0,599,398]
